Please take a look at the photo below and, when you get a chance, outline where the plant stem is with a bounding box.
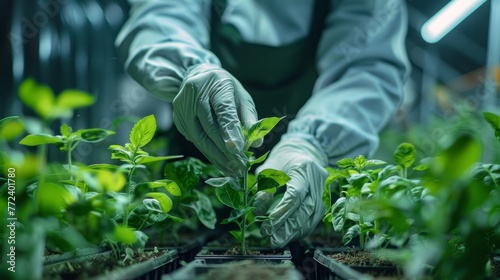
[241,170,248,255]
[138,211,152,230]
[67,143,73,180]
[124,165,136,227]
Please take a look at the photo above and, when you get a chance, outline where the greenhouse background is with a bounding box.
[1,0,500,279]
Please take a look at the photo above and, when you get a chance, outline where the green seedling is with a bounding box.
[205,117,290,255]
[19,124,115,177]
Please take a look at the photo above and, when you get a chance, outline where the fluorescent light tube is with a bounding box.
[421,0,487,43]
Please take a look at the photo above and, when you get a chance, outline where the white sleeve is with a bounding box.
[115,0,220,102]
[285,0,411,163]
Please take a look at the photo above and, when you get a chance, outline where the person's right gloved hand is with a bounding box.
[172,64,261,177]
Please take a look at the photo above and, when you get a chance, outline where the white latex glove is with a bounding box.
[173,64,261,177]
[255,136,329,248]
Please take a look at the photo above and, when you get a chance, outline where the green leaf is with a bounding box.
[164,157,206,190]
[393,143,417,168]
[229,230,242,242]
[222,207,255,224]
[257,169,290,191]
[342,224,361,245]
[145,192,173,212]
[353,155,367,169]
[113,226,136,245]
[37,183,74,215]
[246,117,283,145]
[0,116,20,128]
[130,114,156,148]
[148,179,181,196]
[337,158,355,169]
[143,198,163,213]
[0,118,24,141]
[365,159,387,167]
[483,112,500,140]
[136,155,183,164]
[19,78,55,119]
[248,151,270,167]
[78,128,115,143]
[431,134,482,182]
[205,177,241,190]
[215,184,242,209]
[97,170,126,192]
[19,133,63,146]
[60,124,72,137]
[134,231,149,248]
[56,89,94,109]
[109,144,132,162]
[186,190,217,229]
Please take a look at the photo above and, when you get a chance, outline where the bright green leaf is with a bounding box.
[136,155,183,164]
[431,134,482,182]
[37,183,74,215]
[113,226,136,245]
[248,151,269,167]
[0,119,24,141]
[143,198,163,213]
[257,168,290,191]
[229,230,242,242]
[60,124,72,137]
[215,184,242,209]
[483,111,500,140]
[246,117,283,145]
[78,128,115,143]
[393,143,417,168]
[337,158,355,169]
[19,133,63,146]
[56,89,94,109]
[145,192,173,212]
[19,78,55,119]
[97,170,126,192]
[130,114,156,148]
[0,116,20,128]
[149,179,181,196]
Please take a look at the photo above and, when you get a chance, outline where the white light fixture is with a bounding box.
[421,0,487,43]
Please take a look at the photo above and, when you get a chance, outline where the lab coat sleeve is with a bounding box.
[286,0,410,164]
[115,0,220,101]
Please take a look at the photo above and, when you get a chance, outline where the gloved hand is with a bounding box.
[173,64,261,177]
[255,136,329,248]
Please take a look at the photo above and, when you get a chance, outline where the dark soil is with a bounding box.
[197,261,296,280]
[223,247,284,256]
[328,250,403,279]
[43,249,168,280]
[328,250,395,267]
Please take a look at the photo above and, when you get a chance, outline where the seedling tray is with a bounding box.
[314,249,400,280]
[195,247,292,264]
[43,249,178,280]
[162,259,303,280]
[43,247,107,265]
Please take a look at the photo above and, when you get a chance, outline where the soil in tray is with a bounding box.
[328,250,402,279]
[199,246,285,256]
[43,250,167,280]
[196,261,296,280]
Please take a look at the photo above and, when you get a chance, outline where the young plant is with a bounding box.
[205,117,290,255]
[19,124,115,177]
[322,143,427,250]
[106,114,184,255]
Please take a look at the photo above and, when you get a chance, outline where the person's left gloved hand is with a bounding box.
[254,136,329,248]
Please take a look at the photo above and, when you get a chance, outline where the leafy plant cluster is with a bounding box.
[0,79,217,279]
[321,111,500,279]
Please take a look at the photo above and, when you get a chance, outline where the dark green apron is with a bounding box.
[169,0,330,159]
